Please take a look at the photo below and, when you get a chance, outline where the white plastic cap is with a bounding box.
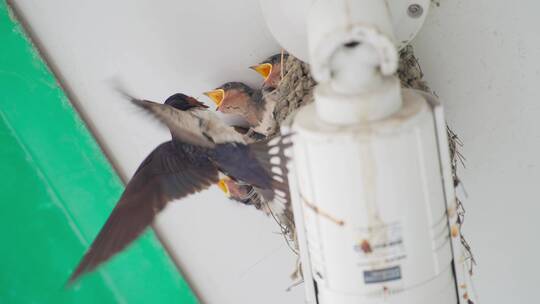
[314,77,402,125]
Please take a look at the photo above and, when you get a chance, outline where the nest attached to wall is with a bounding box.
[254,45,475,281]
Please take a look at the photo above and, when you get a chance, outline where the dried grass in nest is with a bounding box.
[262,45,475,281]
[399,45,476,275]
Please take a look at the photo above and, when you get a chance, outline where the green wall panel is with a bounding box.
[0,2,198,303]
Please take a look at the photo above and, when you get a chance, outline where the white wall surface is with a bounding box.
[11,0,540,303]
[10,1,302,303]
[412,1,540,303]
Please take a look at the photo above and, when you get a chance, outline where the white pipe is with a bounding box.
[283,1,461,303]
[307,0,398,89]
[259,0,431,61]
[306,0,402,125]
[314,78,401,125]
[290,91,458,304]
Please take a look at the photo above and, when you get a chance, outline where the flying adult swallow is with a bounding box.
[68,92,290,283]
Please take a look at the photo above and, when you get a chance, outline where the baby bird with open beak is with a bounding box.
[250,53,288,91]
[204,54,289,137]
[218,177,265,210]
[217,176,294,246]
[204,82,277,137]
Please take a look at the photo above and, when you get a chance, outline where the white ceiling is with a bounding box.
[11,0,540,303]
[412,1,540,303]
[10,0,302,303]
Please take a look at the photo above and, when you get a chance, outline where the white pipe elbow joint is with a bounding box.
[307,0,399,91]
[307,0,402,124]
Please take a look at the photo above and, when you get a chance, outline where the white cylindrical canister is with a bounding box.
[290,89,457,304]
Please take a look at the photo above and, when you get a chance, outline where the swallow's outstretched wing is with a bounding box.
[68,140,218,283]
[130,97,216,147]
[129,97,244,146]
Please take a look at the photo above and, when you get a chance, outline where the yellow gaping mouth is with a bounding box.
[217,178,230,197]
[204,89,225,108]
[250,63,272,80]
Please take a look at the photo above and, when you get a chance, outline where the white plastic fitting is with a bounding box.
[290,90,458,304]
[259,0,430,62]
[306,0,402,125]
[278,1,465,304]
[314,77,402,125]
[307,0,398,85]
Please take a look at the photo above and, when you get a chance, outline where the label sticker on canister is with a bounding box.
[363,266,402,284]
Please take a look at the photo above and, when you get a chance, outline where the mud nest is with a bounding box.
[257,45,474,281]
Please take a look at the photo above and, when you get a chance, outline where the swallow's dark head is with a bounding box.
[164,93,209,111]
[250,53,289,89]
[203,82,260,115]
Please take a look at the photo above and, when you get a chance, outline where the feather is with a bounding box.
[68,141,219,283]
[129,98,216,148]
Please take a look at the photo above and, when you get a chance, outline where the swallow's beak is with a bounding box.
[217,178,230,197]
[250,63,272,80]
[203,89,225,110]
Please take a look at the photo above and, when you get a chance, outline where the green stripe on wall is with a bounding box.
[0,2,198,303]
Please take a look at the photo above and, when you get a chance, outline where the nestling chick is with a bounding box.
[205,82,278,136]
[203,54,289,137]
[217,177,287,216]
[218,176,295,252]
[68,92,290,284]
[218,177,264,209]
[250,53,289,91]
